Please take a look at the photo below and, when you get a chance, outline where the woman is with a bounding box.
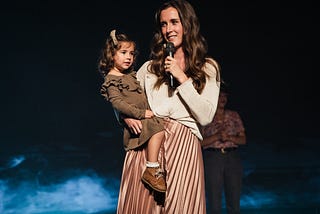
[117,0,221,213]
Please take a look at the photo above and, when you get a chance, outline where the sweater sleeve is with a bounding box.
[177,62,220,126]
[136,61,149,90]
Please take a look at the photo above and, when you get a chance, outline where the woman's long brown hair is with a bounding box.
[148,0,220,95]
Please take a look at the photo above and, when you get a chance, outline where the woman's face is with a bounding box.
[160,7,183,48]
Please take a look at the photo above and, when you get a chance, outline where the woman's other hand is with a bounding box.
[123,118,142,135]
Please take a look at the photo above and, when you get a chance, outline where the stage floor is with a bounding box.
[1,136,319,213]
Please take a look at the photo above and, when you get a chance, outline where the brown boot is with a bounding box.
[141,167,166,192]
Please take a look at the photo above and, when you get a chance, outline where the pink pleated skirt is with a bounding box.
[117,119,206,214]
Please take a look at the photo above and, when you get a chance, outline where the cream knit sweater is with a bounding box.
[137,60,220,140]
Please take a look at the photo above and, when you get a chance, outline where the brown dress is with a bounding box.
[101,71,164,151]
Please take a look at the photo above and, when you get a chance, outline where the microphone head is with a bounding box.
[164,42,175,57]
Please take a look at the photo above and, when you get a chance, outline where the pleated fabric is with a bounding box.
[117,119,206,214]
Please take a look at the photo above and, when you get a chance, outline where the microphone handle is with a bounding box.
[168,51,174,87]
[170,74,174,87]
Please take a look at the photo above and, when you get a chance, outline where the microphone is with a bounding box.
[164,42,175,87]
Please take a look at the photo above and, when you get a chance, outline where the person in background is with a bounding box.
[117,0,221,213]
[201,90,246,214]
[98,29,166,193]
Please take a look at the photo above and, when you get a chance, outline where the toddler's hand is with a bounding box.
[145,110,154,118]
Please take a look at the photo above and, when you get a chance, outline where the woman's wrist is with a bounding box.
[177,74,189,84]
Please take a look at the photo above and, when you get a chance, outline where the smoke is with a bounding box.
[0,175,118,214]
[0,155,26,171]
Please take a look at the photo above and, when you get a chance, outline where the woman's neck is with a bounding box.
[174,48,185,71]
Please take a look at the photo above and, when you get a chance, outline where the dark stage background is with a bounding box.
[1,1,318,213]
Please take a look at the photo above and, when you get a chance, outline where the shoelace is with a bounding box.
[155,169,165,179]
